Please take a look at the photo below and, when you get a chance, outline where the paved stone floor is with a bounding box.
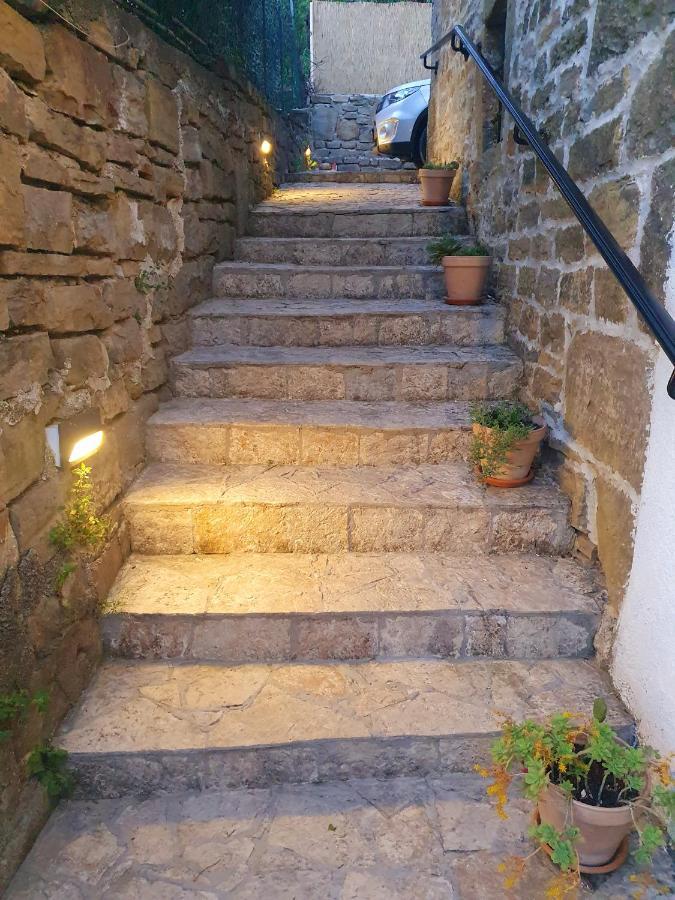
[257,182,435,212]
[8,775,673,898]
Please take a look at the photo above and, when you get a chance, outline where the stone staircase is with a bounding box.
[58,182,624,801]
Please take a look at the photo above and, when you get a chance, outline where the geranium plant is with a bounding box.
[478,699,674,895]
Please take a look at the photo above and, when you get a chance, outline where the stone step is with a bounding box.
[170,344,522,402]
[103,552,603,663]
[58,657,627,798]
[285,170,420,183]
[212,262,445,301]
[190,298,505,348]
[247,204,465,238]
[234,236,434,266]
[147,398,473,466]
[123,462,573,555]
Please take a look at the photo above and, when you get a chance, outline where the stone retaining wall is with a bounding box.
[0,0,302,886]
[428,0,673,636]
[309,94,414,171]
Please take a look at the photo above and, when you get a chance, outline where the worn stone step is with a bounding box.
[234,236,436,266]
[123,462,573,555]
[103,552,603,663]
[147,398,473,465]
[248,205,465,239]
[190,298,505,348]
[171,344,522,402]
[212,262,445,301]
[286,169,420,182]
[58,657,628,798]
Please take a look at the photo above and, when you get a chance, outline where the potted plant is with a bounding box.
[477,700,674,895]
[470,402,546,487]
[427,235,492,305]
[418,161,459,206]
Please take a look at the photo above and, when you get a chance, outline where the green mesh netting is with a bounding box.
[119,0,306,110]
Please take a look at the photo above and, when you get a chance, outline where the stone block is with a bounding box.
[26,95,106,171]
[0,412,45,503]
[464,614,507,657]
[8,471,68,552]
[102,318,143,366]
[292,617,377,660]
[0,66,28,139]
[139,202,179,262]
[102,279,145,322]
[3,280,113,332]
[596,476,635,609]
[0,135,23,246]
[594,267,632,324]
[379,614,463,658]
[108,193,147,260]
[588,0,670,72]
[0,0,46,82]
[640,157,675,305]
[559,267,592,315]
[311,105,338,140]
[22,145,114,197]
[191,617,292,662]
[145,78,179,153]
[0,250,115,277]
[565,331,653,491]
[0,332,52,399]
[110,65,147,138]
[554,225,584,263]
[588,177,639,251]
[181,126,201,164]
[40,25,113,127]
[568,117,622,181]
[22,185,73,253]
[550,20,587,69]
[336,119,359,142]
[626,30,674,158]
[51,334,108,387]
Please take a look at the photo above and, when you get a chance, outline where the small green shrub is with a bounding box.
[427,235,490,263]
[0,689,50,741]
[470,402,535,478]
[54,561,77,592]
[27,743,75,804]
[421,160,459,170]
[50,464,109,553]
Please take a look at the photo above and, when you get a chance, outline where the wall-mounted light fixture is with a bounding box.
[260,138,272,156]
[304,146,312,159]
[46,410,104,469]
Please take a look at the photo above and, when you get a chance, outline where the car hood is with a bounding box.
[383,78,431,94]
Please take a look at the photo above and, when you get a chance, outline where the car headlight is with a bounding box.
[376,85,421,113]
[377,118,398,145]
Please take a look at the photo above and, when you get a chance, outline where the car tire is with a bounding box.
[413,124,427,168]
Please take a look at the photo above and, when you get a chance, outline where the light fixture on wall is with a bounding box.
[260,138,272,156]
[46,410,104,468]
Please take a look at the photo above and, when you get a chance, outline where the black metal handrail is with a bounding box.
[422,24,675,398]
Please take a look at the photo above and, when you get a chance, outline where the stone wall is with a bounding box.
[428,0,673,627]
[0,0,301,886]
[310,94,414,171]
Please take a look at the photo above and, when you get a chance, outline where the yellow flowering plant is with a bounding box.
[478,699,674,895]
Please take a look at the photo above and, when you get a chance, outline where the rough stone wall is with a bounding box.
[428,0,673,621]
[310,94,414,171]
[0,0,302,886]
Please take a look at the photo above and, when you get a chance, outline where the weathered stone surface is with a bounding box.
[550,19,587,68]
[595,477,635,609]
[102,317,143,366]
[145,77,179,153]
[0,250,115,277]
[0,135,24,246]
[26,95,107,171]
[594,267,631,324]
[0,0,45,83]
[565,332,654,490]
[640,157,675,305]
[51,335,109,387]
[0,66,28,139]
[0,412,45,502]
[0,333,52,400]
[588,0,671,72]
[22,184,74,253]
[21,144,114,197]
[567,117,622,180]
[559,267,592,315]
[40,25,113,126]
[588,177,639,251]
[110,65,147,137]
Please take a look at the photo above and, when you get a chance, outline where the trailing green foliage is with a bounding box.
[54,561,77,592]
[27,743,75,804]
[421,160,459,170]
[0,689,50,741]
[50,464,109,552]
[477,700,674,893]
[427,235,490,263]
[469,402,534,478]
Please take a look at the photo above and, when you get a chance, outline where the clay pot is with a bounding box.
[442,256,491,305]
[419,168,456,205]
[473,420,547,487]
[538,783,633,870]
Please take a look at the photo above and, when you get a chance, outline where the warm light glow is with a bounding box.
[68,430,104,464]
[305,146,312,157]
[260,139,272,155]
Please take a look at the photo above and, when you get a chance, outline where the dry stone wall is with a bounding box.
[0,0,302,886]
[309,94,414,171]
[428,0,673,628]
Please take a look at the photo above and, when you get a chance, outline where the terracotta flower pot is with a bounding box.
[419,168,456,206]
[537,783,633,870]
[473,420,547,486]
[442,256,491,305]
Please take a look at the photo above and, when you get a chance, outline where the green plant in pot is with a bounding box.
[478,700,674,895]
[470,402,546,487]
[418,160,459,206]
[428,235,492,305]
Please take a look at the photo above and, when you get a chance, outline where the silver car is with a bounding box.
[374,78,431,167]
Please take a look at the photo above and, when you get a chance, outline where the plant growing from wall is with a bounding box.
[0,690,51,741]
[27,743,75,804]
[50,464,109,553]
[477,699,674,895]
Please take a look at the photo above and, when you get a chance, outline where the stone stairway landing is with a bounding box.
[56,180,620,811]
